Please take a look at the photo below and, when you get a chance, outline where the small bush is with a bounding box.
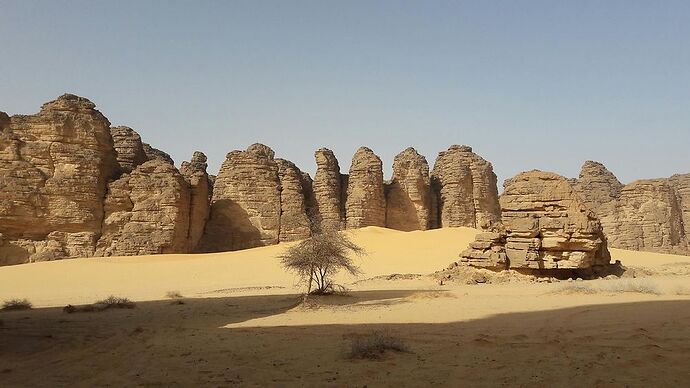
[165,290,183,299]
[96,296,135,308]
[2,298,32,311]
[63,296,135,314]
[348,331,409,360]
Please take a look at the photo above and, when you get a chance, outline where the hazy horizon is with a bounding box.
[2,1,689,185]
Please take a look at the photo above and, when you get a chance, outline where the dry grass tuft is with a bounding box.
[2,298,33,311]
[63,296,135,314]
[557,279,661,295]
[348,331,409,360]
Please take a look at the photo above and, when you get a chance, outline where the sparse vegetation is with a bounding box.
[165,290,183,299]
[2,298,33,311]
[280,232,364,295]
[557,279,661,295]
[673,285,690,296]
[348,331,409,360]
[63,296,135,313]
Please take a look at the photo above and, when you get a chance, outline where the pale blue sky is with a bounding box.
[1,0,688,186]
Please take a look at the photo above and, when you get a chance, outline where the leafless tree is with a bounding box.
[279,232,364,295]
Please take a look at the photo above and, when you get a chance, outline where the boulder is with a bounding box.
[461,171,610,270]
[345,147,386,228]
[385,147,431,231]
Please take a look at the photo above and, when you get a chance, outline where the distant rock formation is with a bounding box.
[385,147,431,231]
[0,95,209,264]
[346,147,386,228]
[574,162,689,254]
[0,94,116,265]
[430,145,501,229]
[461,171,611,270]
[311,148,345,233]
[198,144,281,251]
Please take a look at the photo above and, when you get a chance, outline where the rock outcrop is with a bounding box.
[0,94,117,264]
[276,158,312,242]
[180,151,211,250]
[345,147,386,228]
[430,145,501,229]
[95,160,192,256]
[461,171,611,270]
[385,147,431,231]
[574,162,689,254]
[312,148,346,233]
[198,144,281,251]
[110,126,147,175]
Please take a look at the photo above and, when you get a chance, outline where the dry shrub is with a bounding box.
[348,331,409,360]
[165,290,183,299]
[63,296,135,313]
[1,298,32,311]
[557,279,661,295]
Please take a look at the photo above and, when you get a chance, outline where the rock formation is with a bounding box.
[574,162,689,254]
[198,143,281,251]
[385,147,431,231]
[95,160,192,256]
[461,171,611,270]
[345,147,386,228]
[276,158,312,242]
[0,94,117,265]
[430,145,501,229]
[180,151,211,250]
[312,148,346,233]
[110,126,147,174]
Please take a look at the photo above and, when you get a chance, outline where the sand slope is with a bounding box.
[1,227,690,386]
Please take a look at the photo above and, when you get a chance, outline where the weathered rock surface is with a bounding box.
[345,147,386,228]
[143,142,175,165]
[574,162,689,254]
[312,148,346,233]
[0,94,117,264]
[430,145,501,229]
[95,160,192,256]
[461,171,611,270]
[277,158,312,242]
[385,147,431,231]
[110,126,147,174]
[198,144,281,251]
[180,151,211,250]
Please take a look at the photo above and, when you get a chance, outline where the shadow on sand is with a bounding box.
[1,292,689,387]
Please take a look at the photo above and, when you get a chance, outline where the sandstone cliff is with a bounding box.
[346,147,386,228]
[430,145,501,229]
[311,148,346,233]
[574,162,689,254]
[385,147,431,231]
[461,171,610,270]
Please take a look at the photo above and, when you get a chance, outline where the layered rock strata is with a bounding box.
[345,147,386,228]
[312,148,346,233]
[385,147,431,231]
[461,171,611,270]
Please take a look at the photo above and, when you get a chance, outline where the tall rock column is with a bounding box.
[385,147,431,231]
[312,148,345,233]
[277,158,312,242]
[346,147,385,228]
[180,151,211,251]
[430,145,500,229]
[198,143,281,251]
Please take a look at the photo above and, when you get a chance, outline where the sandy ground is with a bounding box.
[1,227,689,387]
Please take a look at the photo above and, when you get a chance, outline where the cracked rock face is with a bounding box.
[0,94,117,264]
[430,145,501,229]
[198,143,281,251]
[385,147,431,231]
[95,160,192,256]
[461,171,611,270]
[345,147,386,228]
[574,162,689,254]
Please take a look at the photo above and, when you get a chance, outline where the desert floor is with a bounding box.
[1,227,689,387]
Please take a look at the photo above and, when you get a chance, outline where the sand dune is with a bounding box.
[1,227,690,386]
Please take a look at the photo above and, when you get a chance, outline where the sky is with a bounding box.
[1,0,689,186]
